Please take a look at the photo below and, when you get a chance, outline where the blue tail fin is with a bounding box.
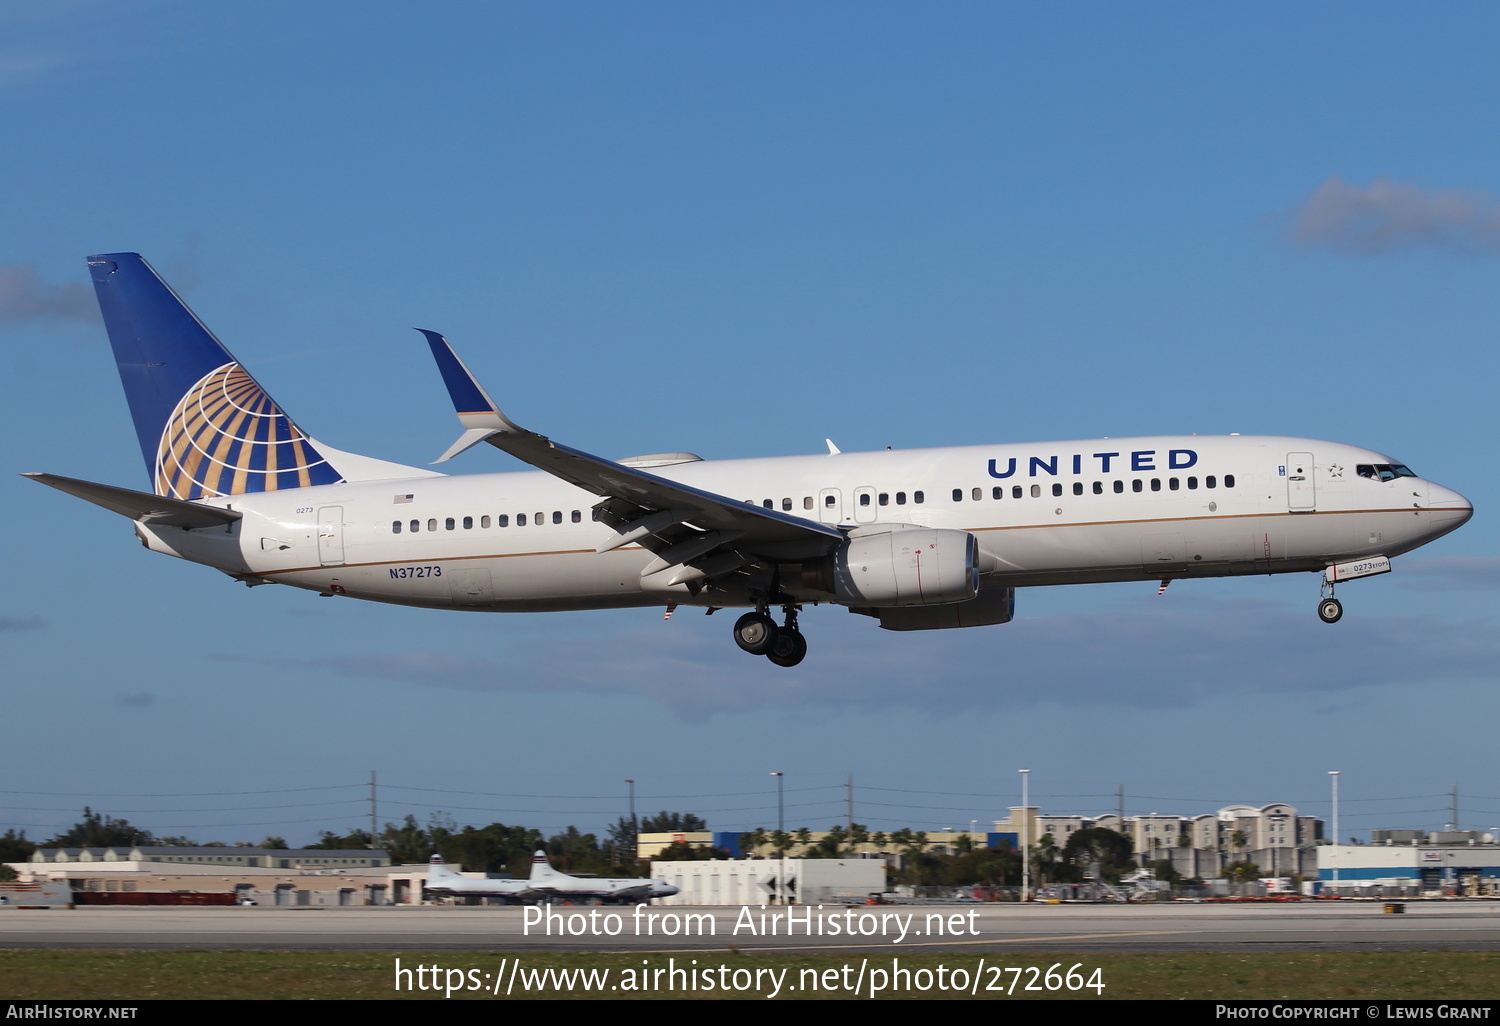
[87,253,344,500]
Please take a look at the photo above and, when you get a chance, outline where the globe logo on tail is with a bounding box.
[155,362,342,500]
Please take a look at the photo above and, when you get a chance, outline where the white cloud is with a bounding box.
[1290,176,1500,256]
[0,264,97,325]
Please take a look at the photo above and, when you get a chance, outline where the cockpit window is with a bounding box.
[1356,463,1418,482]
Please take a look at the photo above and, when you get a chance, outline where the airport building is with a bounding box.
[30,846,391,869]
[1319,833,1500,895]
[640,802,1326,879]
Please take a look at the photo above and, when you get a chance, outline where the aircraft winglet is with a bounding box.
[417,329,527,463]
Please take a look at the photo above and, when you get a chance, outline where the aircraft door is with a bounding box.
[818,488,844,525]
[853,486,878,524]
[317,506,345,566]
[1286,453,1315,512]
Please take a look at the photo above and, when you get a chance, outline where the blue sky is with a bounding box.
[2,2,1497,847]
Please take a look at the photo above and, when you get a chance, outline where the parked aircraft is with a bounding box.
[525,849,679,903]
[423,853,535,901]
[25,253,1473,667]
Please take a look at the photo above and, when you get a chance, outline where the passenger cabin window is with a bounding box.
[1206,476,1216,489]
[463,516,473,529]
[880,493,890,505]
[1093,481,1103,494]
[914,491,925,504]
[860,493,871,506]
[971,487,982,501]
[481,515,491,528]
[824,494,836,507]
[1150,479,1161,492]
[1187,477,1198,489]
[1030,484,1040,498]
[392,521,402,534]
[517,514,527,526]
[535,511,544,523]
[1224,475,1235,488]
[498,515,509,527]
[1012,485,1022,499]
[782,498,792,511]
[427,518,438,532]
[803,497,813,510]
[1073,482,1083,495]
[1052,483,1063,497]
[1132,480,1142,493]
[446,518,455,530]
[1113,481,1124,494]
[763,499,773,508]
[992,487,1003,500]
[552,511,562,524]
[1169,478,1179,491]
[952,489,962,502]
[410,520,420,532]
[896,492,907,505]
[572,510,582,523]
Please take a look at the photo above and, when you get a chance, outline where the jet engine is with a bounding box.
[802,527,980,606]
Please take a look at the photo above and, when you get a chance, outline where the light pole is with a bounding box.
[771,772,785,905]
[1328,771,1340,888]
[1020,769,1031,902]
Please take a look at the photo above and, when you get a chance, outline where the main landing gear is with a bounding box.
[733,603,807,667]
[1317,579,1343,624]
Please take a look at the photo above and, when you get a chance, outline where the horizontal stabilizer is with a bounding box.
[23,473,242,529]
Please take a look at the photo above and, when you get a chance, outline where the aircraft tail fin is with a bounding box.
[426,853,461,879]
[88,253,347,500]
[527,849,564,884]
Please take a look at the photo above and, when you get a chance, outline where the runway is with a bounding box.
[2,901,1497,953]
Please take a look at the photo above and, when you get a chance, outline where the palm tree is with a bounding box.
[740,828,768,858]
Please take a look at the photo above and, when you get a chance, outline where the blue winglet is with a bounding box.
[417,329,499,416]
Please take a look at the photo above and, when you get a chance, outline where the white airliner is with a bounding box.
[524,849,679,903]
[26,254,1473,668]
[424,853,536,901]
[425,851,677,903]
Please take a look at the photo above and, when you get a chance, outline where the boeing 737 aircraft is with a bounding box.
[25,254,1473,668]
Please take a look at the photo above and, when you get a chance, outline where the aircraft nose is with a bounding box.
[1427,483,1474,527]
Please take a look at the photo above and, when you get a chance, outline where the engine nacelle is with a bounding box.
[807,528,980,606]
[860,586,1016,631]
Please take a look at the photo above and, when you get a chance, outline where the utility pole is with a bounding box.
[846,773,854,835]
[1452,784,1459,831]
[369,770,377,849]
[771,772,786,905]
[625,779,636,863]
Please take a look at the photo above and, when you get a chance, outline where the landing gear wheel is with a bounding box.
[1318,597,1343,624]
[734,611,779,654]
[766,628,808,668]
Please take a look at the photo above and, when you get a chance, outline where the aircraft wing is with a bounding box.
[419,331,844,584]
[23,472,243,530]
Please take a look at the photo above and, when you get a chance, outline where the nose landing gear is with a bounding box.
[1318,580,1343,624]
[733,603,807,666]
